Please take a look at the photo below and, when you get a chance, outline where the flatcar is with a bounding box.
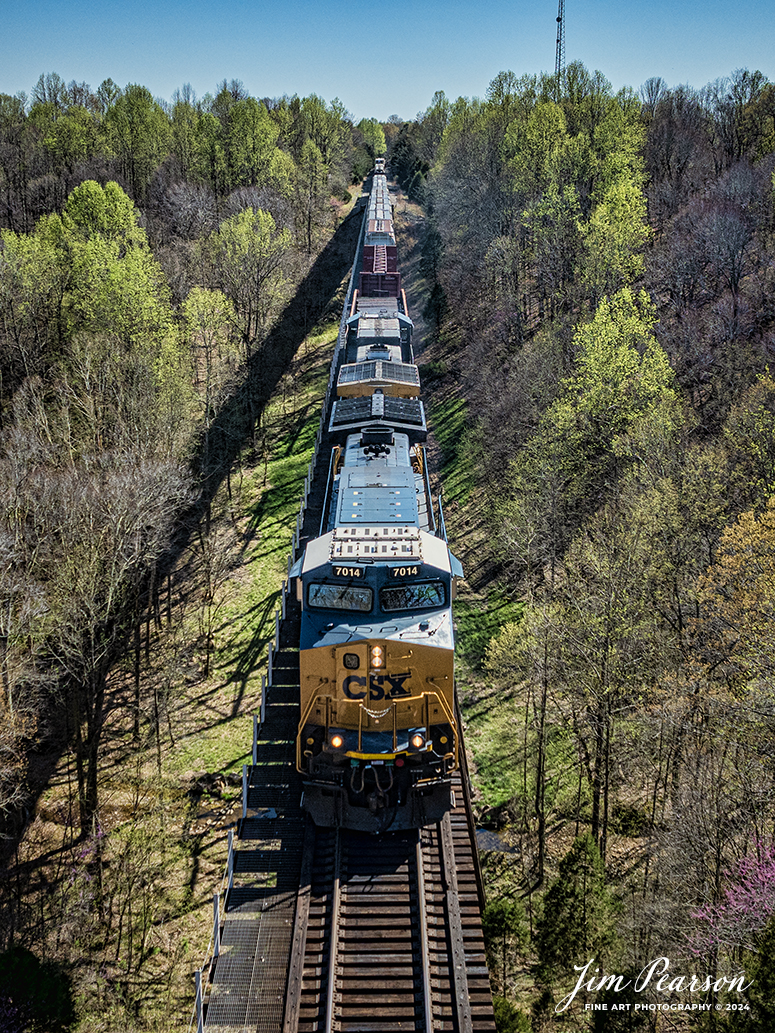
[291,166,463,832]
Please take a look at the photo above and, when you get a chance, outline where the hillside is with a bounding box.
[389,66,775,1031]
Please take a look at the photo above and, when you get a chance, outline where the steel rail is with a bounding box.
[324,830,343,1033]
[415,831,435,1033]
[440,812,474,1033]
[282,818,316,1033]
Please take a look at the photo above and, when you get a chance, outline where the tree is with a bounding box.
[583,177,650,303]
[193,111,228,197]
[103,84,172,200]
[503,289,675,565]
[1,179,196,837]
[0,225,65,400]
[198,206,291,355]
[182,285,240,431]
[522,185,583,317]
[296,138,328,253]
[10,448,190,837]
[31,180,176,356]
[43,105,100,174]
[357,117,386,159]
[724,373,775,511]
[695,497,775,691]
[482,897,528,994]
[643,84,711,226]
[416,91,451,166]
[224,97,280,190]
[506,100,568,199]
[170,89,199,179]
[748,912,775,1026]
[535,832,619,983]
[692,843,775,956]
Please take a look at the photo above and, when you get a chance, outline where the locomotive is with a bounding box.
[291,165,463,832]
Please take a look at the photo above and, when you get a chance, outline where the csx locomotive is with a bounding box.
[290,165,463,832]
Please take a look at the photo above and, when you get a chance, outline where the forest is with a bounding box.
[0,73,385,1032]
[1,60,775,1032]
[392,63,775,1031]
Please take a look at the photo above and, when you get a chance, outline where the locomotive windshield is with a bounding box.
[308,582,373,612]
[380,580,446,612]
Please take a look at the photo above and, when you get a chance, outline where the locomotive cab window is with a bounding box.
[380,580,446,612]
[308,582,373,612]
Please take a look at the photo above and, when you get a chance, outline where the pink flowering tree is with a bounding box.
[691,843,775,955]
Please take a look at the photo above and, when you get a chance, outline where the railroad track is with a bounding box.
[283,782,493,1033]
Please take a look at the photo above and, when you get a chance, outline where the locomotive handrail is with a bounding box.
[318,447,339,536]
[422,449,437,535]
[438,486,448,541]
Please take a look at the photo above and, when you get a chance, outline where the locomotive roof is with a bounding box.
[337,468,419,526]
[298,527,456,575]
[353,316,401,340]
[352,298,412,322]
[328,397,427,442]
[332,434,419,527]
[338,360,420,391]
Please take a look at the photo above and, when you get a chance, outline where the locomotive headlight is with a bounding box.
[330,733,344,749]
[410,733,425,749]
[370,645,384,668]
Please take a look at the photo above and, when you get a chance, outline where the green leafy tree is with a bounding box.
[492,997,531,1033]
[103,84,172,199]
[357,117,386,158]
[199,206,291,355]
[32,180,175,351]
[182,285,240,428]
[0,225,65,396]
[43,105,100,174]
[225,97,280,189]
[482,897,528,994]
[296,138,328,254]
[503,288,675,568]
[506,100,568,198]
[535,832,619,984]
[583,177,651,302]
[522,184,583,316]
[170,88,200,178]
[193,110,228,196]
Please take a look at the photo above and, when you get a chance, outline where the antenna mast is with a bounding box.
[555,0,566,94]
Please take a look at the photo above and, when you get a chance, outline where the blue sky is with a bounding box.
[3,0,774,122]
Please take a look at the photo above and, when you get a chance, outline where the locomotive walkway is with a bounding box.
[192,190,496,1033]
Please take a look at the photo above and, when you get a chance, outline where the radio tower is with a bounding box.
[555,0,566,96]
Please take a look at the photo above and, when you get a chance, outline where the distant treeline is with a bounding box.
[0,72,388,234]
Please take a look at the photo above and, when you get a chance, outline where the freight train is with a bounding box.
[290,165,464,832]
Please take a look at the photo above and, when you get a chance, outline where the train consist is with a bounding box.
[290,163,464,832]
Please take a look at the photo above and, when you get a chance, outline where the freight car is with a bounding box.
[291,168,463,832]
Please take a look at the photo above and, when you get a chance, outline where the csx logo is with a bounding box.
[342,673,411,701]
